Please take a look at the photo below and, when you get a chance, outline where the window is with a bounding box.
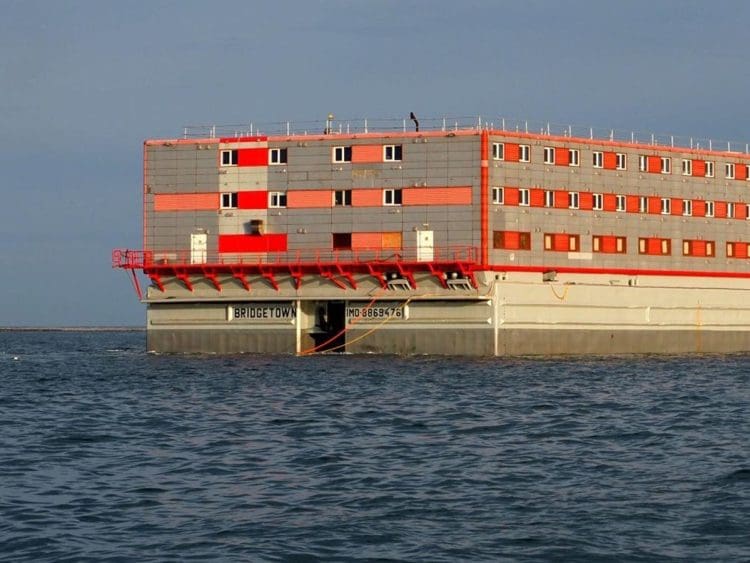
[593,193,603,211]
[727,241,750,258]
[544,233,580,252]
[269,148,287,165]
[725,163,735,179]
[639,196,648,213]
[493,231,531,250]
[384,145,403,162]
[682,199,692,216]
[543,147,555,164]
[334,190,352,206]
[519,144,530,162]
[220,192,238,209]
[492,142,504,160]
[616,195,626,212]
[593,235,627,254]
[221,149,238,166]
[593,151,603,168]
[639,237,671,255]
[683,240,715,257]
[682,159,692,176]
[706,161,715,177]
[746,165,750,181]
[383,188,402,206]
[332,233,352,250]
[568,149,580,166]
[519,188,530,206]
[660,198,671,214]
[333,146,352,162]
[706,200,715,217]
[727,202,735,218]
[661,157,671,174]
[544,190,554,208]
[492,187,504,204]
[746,204,750,219]
[639,155,648,172]
[269,192,287,208]
[616,153,627,170]
[568,192,579,209]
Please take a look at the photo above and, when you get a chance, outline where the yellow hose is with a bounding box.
[550,284,569,301]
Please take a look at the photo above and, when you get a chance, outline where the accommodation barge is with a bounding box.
[113,116,750,355]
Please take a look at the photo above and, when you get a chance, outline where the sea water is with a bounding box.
[1,331,748,562]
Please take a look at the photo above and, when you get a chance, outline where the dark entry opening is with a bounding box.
[311,301,346,352]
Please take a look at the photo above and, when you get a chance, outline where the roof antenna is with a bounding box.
[410,112,419,132]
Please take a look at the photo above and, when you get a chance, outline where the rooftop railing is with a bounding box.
[181,116,750,155]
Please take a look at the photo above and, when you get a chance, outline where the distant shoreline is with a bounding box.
[0,327,145,332]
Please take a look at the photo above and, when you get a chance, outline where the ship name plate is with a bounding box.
[228,303,297,322]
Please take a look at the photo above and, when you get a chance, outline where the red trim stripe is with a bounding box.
[486,264,750,279]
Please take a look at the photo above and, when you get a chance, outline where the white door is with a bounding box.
[190,233,207,264]
[416,230,434,262]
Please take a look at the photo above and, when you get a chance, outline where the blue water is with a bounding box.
[1,331,749,562]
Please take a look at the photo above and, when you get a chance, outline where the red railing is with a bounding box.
[112,246,481,298]
[112,246,480,270]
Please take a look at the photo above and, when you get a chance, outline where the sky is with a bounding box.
[2,0,750,326]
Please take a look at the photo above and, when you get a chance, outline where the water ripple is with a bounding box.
[0,331,749,561]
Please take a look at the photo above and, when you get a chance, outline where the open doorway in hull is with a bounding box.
[310,301,346,352]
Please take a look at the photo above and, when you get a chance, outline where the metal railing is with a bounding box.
[180,115,750,154]
[112,246,480,270]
